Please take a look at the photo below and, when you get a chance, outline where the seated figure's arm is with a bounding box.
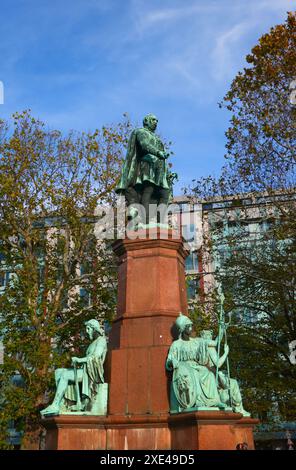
[209,322,225,348]
[136,129,166,159]
[207,347,218,367]
[72,338,107,366]
[207,344,229,368]
[166,346,179,371]
[72,356,87,365]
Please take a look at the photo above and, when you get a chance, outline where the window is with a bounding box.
[186,277,200,300]
[182,224,196,243]
[185,252,199,271]
[0,271,9,288]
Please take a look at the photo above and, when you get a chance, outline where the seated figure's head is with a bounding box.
[200,330,213,341]
[143,113,158,132]
[85,319,104,339]
[175,313,193,338]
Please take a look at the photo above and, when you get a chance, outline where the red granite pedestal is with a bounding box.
[169,412,258,450]
[105,228,188,450]
[42,228,259,449]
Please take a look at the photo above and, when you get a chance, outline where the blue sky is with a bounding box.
[0,0,292,193]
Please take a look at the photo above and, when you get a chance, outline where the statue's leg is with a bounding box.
[125,187,140,226]
[54,369,75,403]
[158,187,169,206]
[41,369,83,416]
[54,367,64,386]
[125,187,139,206]
[141,182,155,224]
[158,188,170,223]
[229,379,250,416]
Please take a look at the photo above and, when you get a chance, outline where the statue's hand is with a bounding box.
[170,172,178,181]
[157,151,169,160]
[71,357,80,365]
[142,154,158,164]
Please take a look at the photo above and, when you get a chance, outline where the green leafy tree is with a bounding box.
[187,13,296,426]
[0,110,131,449]
[204,215,296,422]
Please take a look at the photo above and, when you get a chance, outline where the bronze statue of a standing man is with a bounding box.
[116,114,174,225]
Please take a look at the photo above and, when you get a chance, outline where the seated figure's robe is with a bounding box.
[56,336,107,405]
[166,337,222,409]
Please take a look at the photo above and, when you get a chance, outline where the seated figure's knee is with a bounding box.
[55,368,68,382]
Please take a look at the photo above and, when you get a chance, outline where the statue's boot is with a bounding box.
[217,402,227,410]
[234,405,250,417]
[41,390,64,416]
[40,403,60,416]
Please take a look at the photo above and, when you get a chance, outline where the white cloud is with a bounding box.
[211,21,253,81]
[132,3,218,35]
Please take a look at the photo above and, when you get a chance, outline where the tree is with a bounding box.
[190,12,296,202]
[222,12,296,197]
[203,209,296,422]
[187,13,296,426]
[0,110,131,448]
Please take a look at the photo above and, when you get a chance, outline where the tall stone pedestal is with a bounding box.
[42,229,259,449]
[105,228,188,450]
[107,229,189,418]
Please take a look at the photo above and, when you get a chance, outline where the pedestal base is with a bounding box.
[42,412,259,450]
[169,411,259,450]
[42,415,107,450]
[42,414,170,450]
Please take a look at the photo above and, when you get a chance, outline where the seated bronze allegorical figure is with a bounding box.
[41,319,108,417]
[166,314,227,412]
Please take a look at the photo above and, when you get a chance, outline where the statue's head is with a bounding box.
[143,113,158,132]
[85,319,104,339]
[175,313,193,337]
[200,330,213,340]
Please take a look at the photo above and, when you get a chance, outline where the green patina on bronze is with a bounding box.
[41,319,108,417]
[116,114,177,225]
[166,313,250,415]
[116,113,169,192]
